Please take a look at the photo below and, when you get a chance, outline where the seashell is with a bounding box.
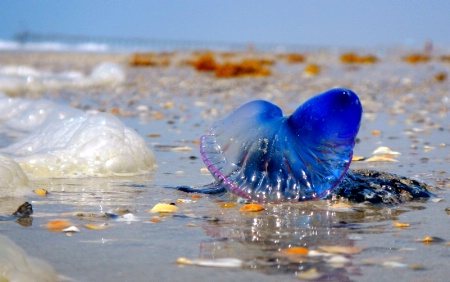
[85,223,108,230]
[297,268,323,280]
[220,202,237,208]
[200,88,362,203]
[149,203,179,213]
[415,236,445,243]
[352,155,365,161]
[372,146,401,156]
[62,226,80,233]
[176,257,243,268]
[45,220,73,232]
[382,261,408,268]
[280,247,309,255]
[176,199,194,203]
[239,203,265,212]
[33,189,48,196]
[393,222,410,227]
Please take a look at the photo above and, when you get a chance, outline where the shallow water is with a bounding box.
[0,50,449,281]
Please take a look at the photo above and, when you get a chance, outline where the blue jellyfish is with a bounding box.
[176,88,432,204]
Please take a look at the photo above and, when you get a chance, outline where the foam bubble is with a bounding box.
[0,154,29,196]
[0,96,156,178]
[0,234,58,282]
[0,62,125,94]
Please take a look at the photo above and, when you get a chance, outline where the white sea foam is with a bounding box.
[0,234,58,282]
[0,62,125,95]
[0,154,29,197]
[0,94,156,179]
[0,39,111,52]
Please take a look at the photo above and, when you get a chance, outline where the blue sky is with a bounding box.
[1,0,449,48]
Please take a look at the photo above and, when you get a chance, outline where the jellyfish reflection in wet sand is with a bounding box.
[201,88,361,203]
[188,88,432,204]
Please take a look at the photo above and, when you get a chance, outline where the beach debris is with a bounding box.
[33,189,49,196]
[371,129,382,135]
[149,203,179,213]
[12,202,33,218]
[62,226,80,233]
[239,203,265,212]
[176,199,194,203]
[409,263,426,270]
[85,223,109,230]
[191,52,217,71]
[177,257,243,268]
[415,236,446,243]
[191,195,202,199]
[434,72,447,82]
[372,146,401,156]
[119,213,138,221]
[189,52,271,77]
[440,55,450,62]
[297,268,323,280]
[129,52,170,67]
[445,207,450,215]
[325,255,351,268]
[364,146,402,162]
[280,246,310,255]
[403,53,430,64]
[393,222,410,228]
[340,52,378,64]
[215,59,271,78]
[382,261,408,268]
[283,53,306,64]
[352,155,365,161]
[318,245,364,255]
[430,197,443,203]
[304,64,321,75]
[45,220,74,232]
[220,202,237,208]
[148,218,161,223]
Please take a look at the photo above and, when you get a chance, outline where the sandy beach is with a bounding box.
[0,48,449,281]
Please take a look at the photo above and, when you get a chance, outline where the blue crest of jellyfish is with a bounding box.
[200,88,363,203]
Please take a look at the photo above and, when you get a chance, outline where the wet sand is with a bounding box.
[0,49,449,281]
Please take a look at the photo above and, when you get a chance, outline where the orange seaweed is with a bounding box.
[215,59,271,78]
[440,55,450,62]
[129,52,171,67]
[304,64,321,75]
[285,53,306,64]
[340,52,378,64]
[434,72,447,82]
[192,53,218,71]
[403,53,430,64]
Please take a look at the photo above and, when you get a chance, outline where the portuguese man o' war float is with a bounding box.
[178,88,433,204]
